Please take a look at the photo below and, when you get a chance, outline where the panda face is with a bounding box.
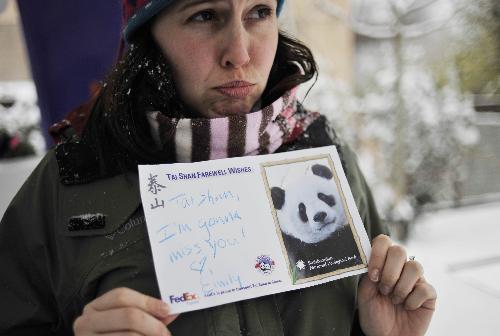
[259,262,271,271]
[271,164,347,244]
[298,192,337,223]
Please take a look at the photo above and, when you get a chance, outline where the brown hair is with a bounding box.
[82,27,318,175]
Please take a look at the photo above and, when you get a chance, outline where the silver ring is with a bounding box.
[409,256,416,261]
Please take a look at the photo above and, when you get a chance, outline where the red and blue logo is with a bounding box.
[255,255,275,275]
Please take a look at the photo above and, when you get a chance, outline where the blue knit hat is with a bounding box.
[123,0,285,42]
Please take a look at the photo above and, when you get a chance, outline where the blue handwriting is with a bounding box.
[200,270,243,296]
[198,209,242,240]
[158,223,192,244]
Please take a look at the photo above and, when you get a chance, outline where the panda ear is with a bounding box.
[312,164,333,180]
[271,187,285,210]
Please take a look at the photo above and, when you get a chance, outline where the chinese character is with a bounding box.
[148,173,166,195]
[150,197,165,210]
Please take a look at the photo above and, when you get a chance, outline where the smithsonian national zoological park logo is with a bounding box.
[169,292,199,304]
[255,255,276,275]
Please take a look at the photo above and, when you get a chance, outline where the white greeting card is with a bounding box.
[138,146,371,314]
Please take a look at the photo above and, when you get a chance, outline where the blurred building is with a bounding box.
[0,0,30,81]
[281,0,355,84]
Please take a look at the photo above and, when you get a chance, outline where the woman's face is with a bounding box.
[152,0,279,118]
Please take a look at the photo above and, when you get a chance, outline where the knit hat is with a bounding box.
[122,0,285,42]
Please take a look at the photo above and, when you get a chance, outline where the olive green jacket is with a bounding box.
[0,117,386,335]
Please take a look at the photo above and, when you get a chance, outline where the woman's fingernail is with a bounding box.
[380,285,391,296]
[370,269,380,282]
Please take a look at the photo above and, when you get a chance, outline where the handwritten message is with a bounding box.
[139,146,372,314]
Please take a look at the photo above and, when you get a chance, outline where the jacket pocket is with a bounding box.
[58,172,141,237]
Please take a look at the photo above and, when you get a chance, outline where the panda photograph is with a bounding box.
[265,156,366,283]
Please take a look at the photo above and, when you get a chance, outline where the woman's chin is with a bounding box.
[207,100,255,118]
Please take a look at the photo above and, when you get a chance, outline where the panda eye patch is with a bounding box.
[298,202,308,222]
[318,193,336,207]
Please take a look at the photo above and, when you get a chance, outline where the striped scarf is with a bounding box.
[147,88,320,163]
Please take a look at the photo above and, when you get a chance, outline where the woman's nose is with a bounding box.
[220,22,251,69]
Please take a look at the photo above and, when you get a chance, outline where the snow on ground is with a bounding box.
[402,202,500,336]
[0,154,43,217]
[1,158,499,336]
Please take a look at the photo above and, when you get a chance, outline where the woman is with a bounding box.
[0,0,436,335]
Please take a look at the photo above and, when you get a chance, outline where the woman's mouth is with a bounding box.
[214,81,255,98]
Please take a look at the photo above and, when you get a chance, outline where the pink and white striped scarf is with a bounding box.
[147,88,320,162]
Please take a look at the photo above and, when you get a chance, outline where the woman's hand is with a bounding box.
[73,287,178,336]
[358,234,437,336]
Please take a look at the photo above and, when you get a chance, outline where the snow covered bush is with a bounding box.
[0,81,45,157]
[299,64,478,238]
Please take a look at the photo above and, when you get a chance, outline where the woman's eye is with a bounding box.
[189,10,216,22]
[247,6,273,20]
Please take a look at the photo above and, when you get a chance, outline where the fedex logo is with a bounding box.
[169,292,198,304]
